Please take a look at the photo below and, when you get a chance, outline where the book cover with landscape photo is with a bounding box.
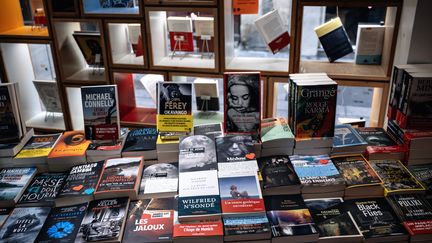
[81,85,120,141]
[0,167,37,206]
[178,135,217,172]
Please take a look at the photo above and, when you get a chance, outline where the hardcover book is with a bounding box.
[123,198,174,242]
[157,82,192,134]
[216,135,256,163]
[219,173,265,215]
[15,133,61,159]
[56,162,104,206]
[0,167,37,207]
[224,72,261,134]
[178,170,221,221]
[304,198,362,240]
[408,164,432,196]
[0,207,50,243]
[139,163,178,198]
[178,135,217,172]
[289,155,345,192]
[81,85,120,141]
[76,198,129,243]
[344,198,408,241]
[265,195,319,242]
[314,17,353,62]
[223,214,271,241]
[369,160,425,196]
[167,17,194,52]
[0,83,23,144]
[387,194,432,238]
[333,124,367,148]
[122,127,157,153]
[356,127,397,146]
[33,80,63,113]
[18,172,67,207]
[254,9,290,54]
[258,155,300,194]
[35,203,88,243]
[95,157,144,200]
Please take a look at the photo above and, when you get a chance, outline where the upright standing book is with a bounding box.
[0,167,37,207]
[94,157,144,200]
[18,172,67,207]
[81,85,120,142]
[0,83,24,144]
[0,207,51,243]
[194,78,219,111]
[167,17,194,52]
[33,80,63,113]
[254,9,290,54]
[224,72,261,134]
[355,25,385,65]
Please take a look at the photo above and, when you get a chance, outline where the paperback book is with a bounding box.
[18,172,67,207]
[216,135,256,163]
[122,127,157,159]
[0,167,37,207]
[223,214,271,242]
[73,32,104,66]
[193,123,222,137]
[139,162,178,199]
[254,9,290,54]
[81,85,120,142]
[33,80,63,113]
[355,25,385,65]
[14,133,61,159]
[332,124,367,153]
[0,208,12,227]
[167,17,194,52]
[194,78,219,111]
[0,83,24,144]
[178,135,217,172]
[260,117,294,148]
[408,164,432,196]
[224,72,261,134]
[0,207,50,242]
[35,203,88,243]
[356,127,397,147]
[173,212,224,241]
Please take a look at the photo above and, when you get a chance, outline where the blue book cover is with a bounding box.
[0,167,37,202]
[333,124,368,148]
[289,155,344,186]
[223,214,270,236]
[122,127,157,152]
[315,17,353,62]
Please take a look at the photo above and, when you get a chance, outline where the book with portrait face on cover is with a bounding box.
[224,72,261,135]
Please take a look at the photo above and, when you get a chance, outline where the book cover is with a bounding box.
[178,170,221,218]
[0,167,37,202]
[356,127,397,146]
[408,164,432,195]
[48,130,90,159]
[139,163,178,196]
[216,135,256,163]
[304,198,362,239]
[294,82,337,138]
[72,32,104,66]
[387,194,432,235]
[0,207,50,242]
[223,214,270,237]
[344,198,407,239]
[333,124,367,148]
[179,135,217,172]
[265,195,318,237]
[219,173,265,214]
[193,123,222,137]
[0,208,12,227]
[122,127,157,153]
[18,173,67,206]
[355,25,385,65]
[33,80,63,113]
[331,155,382,188]
[0,84,21,144]
[35,203,88,243]
[15,134,61,158]
[289,155,345,186]
[258,155,300,189]
[314,17,353,62]
[369,160,425,195]
[95,157,143,194]
[167,16,193,52]
[260,117,294,144]
[224,73,261,134]
[157,82,192,133]
[57,162,104,198]
[123,198,174,242]
[75,198,129,242]
[232,0,259,15]
[254,9,290,54]
[194,78,219,111]
[173,214,223,237]
[81,85,120,141]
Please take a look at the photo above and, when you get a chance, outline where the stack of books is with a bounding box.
[260,117,295,157]
[332,124,368,155]
[356,127,405,160]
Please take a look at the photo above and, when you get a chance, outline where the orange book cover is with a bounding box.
[233,0,259,15]
[48,131,90,158]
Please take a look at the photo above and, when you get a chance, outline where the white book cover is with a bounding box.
[194,16,214,37]
[178,170,219,197]
[140,163,178,195]
[217,160,259,177]
[194,78,219,98]
[167,16,193,33]
[140,74,164,105]
[254,9,286,44]
[127,23,141,44]
[33,80,62,113]
[355,25,385,64]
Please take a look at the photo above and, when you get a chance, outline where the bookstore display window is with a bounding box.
[144,0,217,6]
[0,42,66,131]
[146,8,218,72]
[0,0,49,38]
[107,22,146,68]
[269,77,388,127]
[81,0,140,16]
[113,71,166,126]
[297,3,400,81]
[52,20,108,83]
[223,0,292,73]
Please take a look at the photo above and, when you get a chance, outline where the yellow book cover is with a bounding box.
[48,130,90,158]
[156,135,179,145]
[15,134,62,158]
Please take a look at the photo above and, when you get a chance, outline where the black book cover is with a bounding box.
[265,195,318,237]
[76,198,129,242]
[355,127,397,146]
[122,128,157,153]
[36,203,88,243]
[333,124,367,147]
[315,18,353,62]
[215,135,256,163]
[0,207,50,242]
[196,97,219,111]
[18,173,67,206]
[258,156,300,189]
[178,135,217,172]
[0,85,20,144]
[58,162,104,198]
[344,198,407,239]
[332,155,382,187]
[305,198,362,238]
[409,164,432,195]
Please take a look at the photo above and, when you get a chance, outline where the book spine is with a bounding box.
[387,66,400,119]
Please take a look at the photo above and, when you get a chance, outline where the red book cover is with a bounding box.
[268,32,290,54]
[136,35,143,57]
[366,145,406,154]
[173,219,223,237]
[115,72,136,121]
[404,220,432,235]
[169,32,194,52]
[233,0,259,15]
